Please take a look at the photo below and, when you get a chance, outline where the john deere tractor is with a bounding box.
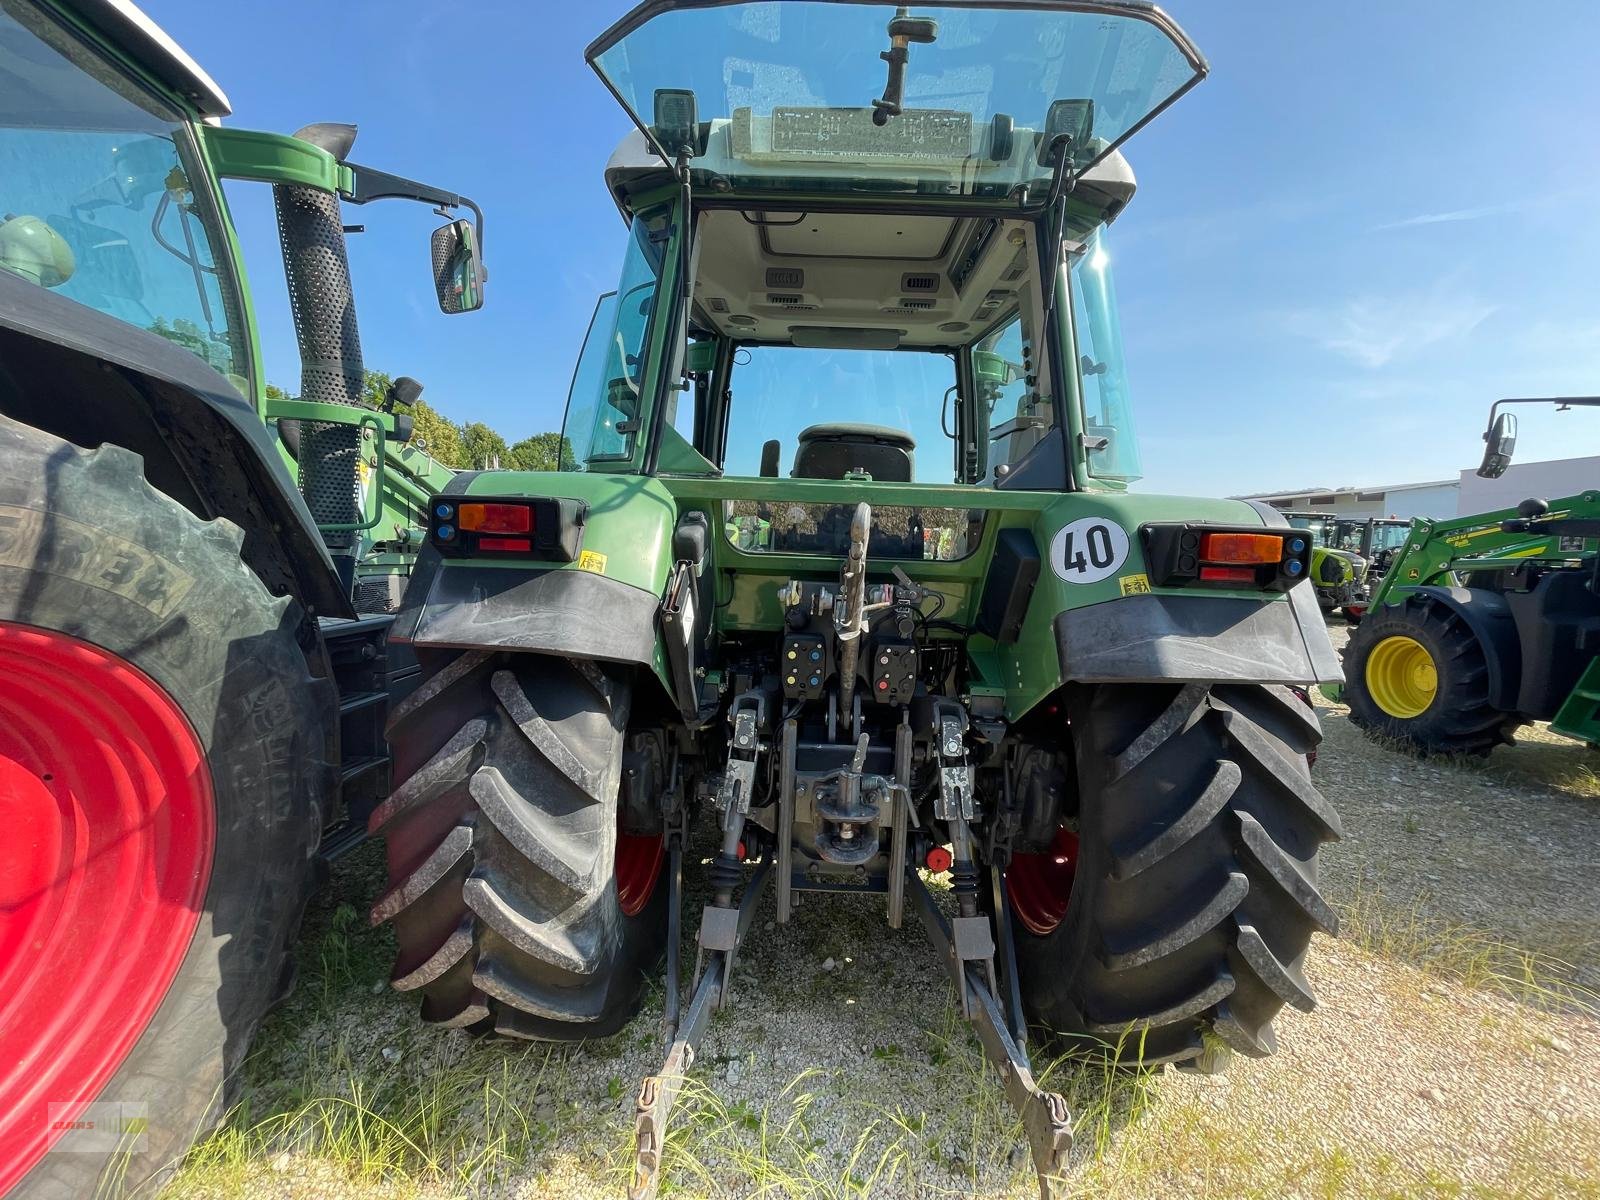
[0,1,485,1193]
[1345,397,1600,755]
[370,4,1344,1195]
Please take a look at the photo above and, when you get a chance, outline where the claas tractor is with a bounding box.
[1333,516,1412,621]
[1282,510,1369,621]
[0,1,484,1193]
[370,4,1344,1196]
[1345,397,1600,755]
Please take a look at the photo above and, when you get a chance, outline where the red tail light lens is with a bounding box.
[477,536,533,553]
[457,503,533,534]
[1198,565,1257,583]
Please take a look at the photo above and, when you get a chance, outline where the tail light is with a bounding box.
[430,496,587,560]
[1141,523,1311,591]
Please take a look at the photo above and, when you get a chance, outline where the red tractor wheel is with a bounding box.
[0,418,335,1196]
[0,627,214,1193]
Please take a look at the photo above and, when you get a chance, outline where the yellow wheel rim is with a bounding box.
[1365,635,1438,718]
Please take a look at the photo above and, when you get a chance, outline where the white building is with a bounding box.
[1233,478,1460,521]
[1235,455,1597,520]
[1456,455,1600,514]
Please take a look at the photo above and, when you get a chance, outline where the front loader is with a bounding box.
[1344,397,1600,754]
[370,3,1345,1196]
[0,2,485,1193]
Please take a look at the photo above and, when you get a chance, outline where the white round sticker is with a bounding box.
[1050,517,1130,584]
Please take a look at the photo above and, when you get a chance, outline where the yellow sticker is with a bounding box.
[1119,572,1151,596]
[577,549,608,575]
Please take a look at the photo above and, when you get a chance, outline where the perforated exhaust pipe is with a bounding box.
[273,122,366,595]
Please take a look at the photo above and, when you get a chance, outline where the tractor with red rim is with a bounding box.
[0,1,485,1192]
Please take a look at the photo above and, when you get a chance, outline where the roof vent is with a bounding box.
[901,272,940,292]
[706,297,730,313]
[899,297,936,310]
[765,267,805,289]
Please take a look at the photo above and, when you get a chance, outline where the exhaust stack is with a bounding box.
[273,122,366,594]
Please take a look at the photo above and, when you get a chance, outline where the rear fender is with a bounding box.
[0,272,352,621]
[388,470,677,693]
[1007,495,1341,721]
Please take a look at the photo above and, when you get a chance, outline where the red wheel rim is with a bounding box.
[1006,826,1079,936]
[0,623,214,1191]
[615,829,664,918]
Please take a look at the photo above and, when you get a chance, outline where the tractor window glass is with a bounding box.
[0,7,247,385]
[559,213,665,467]
[723,346,956,483]
[977,314,1044,483]
[1071,229,1142,483]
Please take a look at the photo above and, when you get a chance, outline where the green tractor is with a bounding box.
[1333,516,1412,621]
[370,4,1343,1196]
[1282,510,1369,621]
[1344,397,1600,754]
[0,1,483,1192]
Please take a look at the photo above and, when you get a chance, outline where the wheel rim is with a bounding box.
[615,828,664,918]
[1005,826,1079,936]
[1365,633,1438,718]
[0,623,214,1192]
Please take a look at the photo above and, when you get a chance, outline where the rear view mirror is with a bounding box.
[1478,411,1517,478]
[431,218,484,314]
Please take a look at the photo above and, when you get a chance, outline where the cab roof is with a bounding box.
[60,0,230,117]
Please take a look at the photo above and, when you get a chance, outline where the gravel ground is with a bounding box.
[159,621,1600,1200]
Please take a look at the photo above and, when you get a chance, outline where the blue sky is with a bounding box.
[143,0,1600,497]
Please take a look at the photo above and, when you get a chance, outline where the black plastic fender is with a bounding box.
[1395,585,1523,712]
[1055,585,1342,685]
[0,271,353,621]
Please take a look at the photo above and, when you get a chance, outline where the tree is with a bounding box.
[460,421,510,469]
[506,432,573,472]
[406,400,468,467]
[265,369,561,473]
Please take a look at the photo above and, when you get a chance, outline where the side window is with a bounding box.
[976,313,1047,481]
[1071,229,1143,482]
[0,8,247,382]
[559,211,666,468]
[561,293,623,466]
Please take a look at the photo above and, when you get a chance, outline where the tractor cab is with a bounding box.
[567,0,1206,504]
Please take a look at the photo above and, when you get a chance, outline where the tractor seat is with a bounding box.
[792,423,915,482]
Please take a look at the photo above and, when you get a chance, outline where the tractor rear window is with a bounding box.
[0,7,247,385]
[722,346,957,483]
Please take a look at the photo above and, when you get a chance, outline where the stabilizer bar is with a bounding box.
[629,861,773,1200]
[907,871,1073,1199]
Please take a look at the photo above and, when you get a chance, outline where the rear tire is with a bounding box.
[1009,683,1341,1068]
[372,652,666,1038]
[1344,598,1520,755]
[0,416,335,1197]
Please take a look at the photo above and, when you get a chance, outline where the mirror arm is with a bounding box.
[344,161,486,254]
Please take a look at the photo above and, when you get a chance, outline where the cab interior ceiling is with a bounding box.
[691,209,1040,349]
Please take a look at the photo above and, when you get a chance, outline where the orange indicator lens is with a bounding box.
[1199,532,1282,565]
[457,503,533,534]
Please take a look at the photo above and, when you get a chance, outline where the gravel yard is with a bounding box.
[160,623,1600,1200]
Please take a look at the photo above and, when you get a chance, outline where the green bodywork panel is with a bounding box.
[435,469,1282,720]
[197,125,354,194]
[1552,658,1600,745]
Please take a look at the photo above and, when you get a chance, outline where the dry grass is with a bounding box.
[155,632,1600,1200]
